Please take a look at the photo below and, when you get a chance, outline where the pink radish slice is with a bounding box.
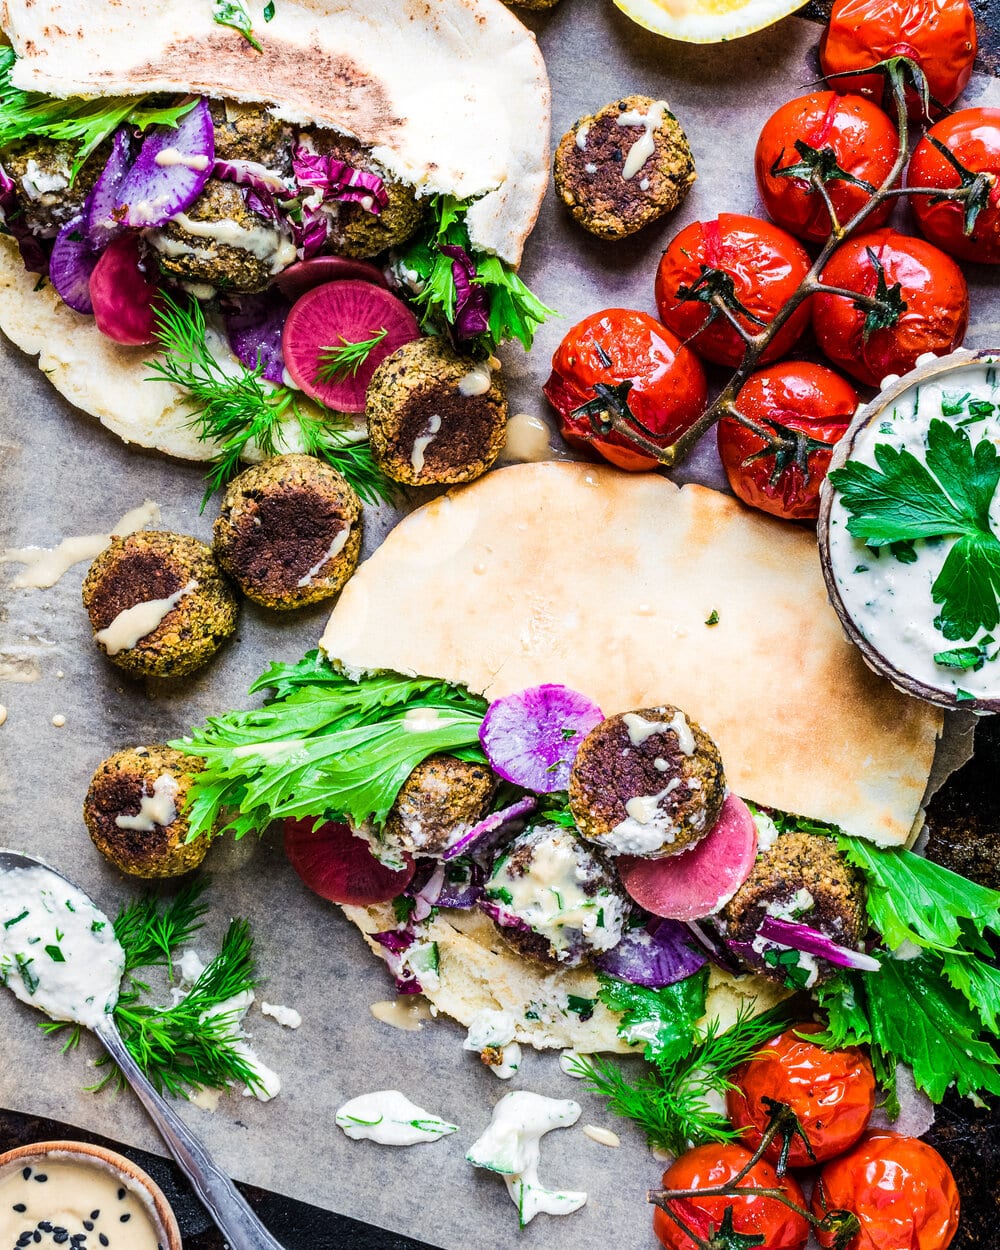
[281,279,419,412]
[89,233,162,346]
[617,794,758,923]
[275,255,389,302]
[283,818,414,905]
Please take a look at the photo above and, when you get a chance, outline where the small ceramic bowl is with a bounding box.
[0,1139,182,1250]
[818,347,1000,712]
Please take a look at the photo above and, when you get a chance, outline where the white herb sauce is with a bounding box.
[499,413,554,464]
[260,1001,302,1029]
[335,1091,458,1145]
[464,1008,522,1079]
[457,363,492,397]
[827,363,1000,699]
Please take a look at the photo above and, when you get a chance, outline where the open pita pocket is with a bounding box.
[319,462,942,1046]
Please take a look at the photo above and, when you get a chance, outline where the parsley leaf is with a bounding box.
[212,0,262,51]
[597,969,707,1065]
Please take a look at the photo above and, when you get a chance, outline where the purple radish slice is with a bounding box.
[114,97,214,229]
[89,233,162,346]
[223,291,290,384]
[49,217,98,314]
[281,279,419,412]
[618,794,758,923]
[756,916,882,972]
[442,796,537,861]
[276,255,389,302]
[283,817,414,905]
[478,685,604,795]
[85,126,135,249]
[595,916,707,987]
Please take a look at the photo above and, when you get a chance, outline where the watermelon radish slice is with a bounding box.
[89,233,162,345]
[275,255,389,302]
[479,685,604,794]
[284,818,414,905]
[281,280,419,412]
[617,794,758,922]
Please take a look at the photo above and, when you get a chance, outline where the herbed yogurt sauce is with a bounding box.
[827,363,1000,699]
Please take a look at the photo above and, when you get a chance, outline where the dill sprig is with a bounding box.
[0,47,197,179]
[113,876,209,978]
[570,1001,796,1156]
[317,328,388,384]
[146,294,393,507]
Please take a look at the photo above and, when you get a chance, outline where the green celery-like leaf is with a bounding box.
[942,952,1000,1033]
[597,968,708,1066]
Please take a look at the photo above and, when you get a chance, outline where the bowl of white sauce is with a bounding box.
[819,348,1000,712]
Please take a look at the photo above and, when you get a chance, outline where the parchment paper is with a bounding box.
[2,5,999,1249]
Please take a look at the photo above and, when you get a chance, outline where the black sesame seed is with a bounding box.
[53,1235,68,1246]
[118,1217,130,1225]
[89,1213,99,1221]
[21,1169,30,1180]
[52,1232,66,1241]
[37,1226,51,1235]
[16,1234,31,1248]
[33,1175,46,1184]
[12,1204,26,1213]
[32,1234,40,1245]
[116,1190,125,1203]
[98,1238,108,1248]
[83,1224,93,1232]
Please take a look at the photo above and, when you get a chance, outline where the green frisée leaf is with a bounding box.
[942,952,1000,1034]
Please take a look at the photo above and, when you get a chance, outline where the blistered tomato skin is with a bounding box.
[755,92,900,243]
[812,1131,960,1250]
[726,1023,876,1166]
[653,1144,810,1250]
[718,363,857,522]
[543,308,707,472]
[813,227,969,388]
[820,0,977,116]
[655,214,812,368]
[908,109,1000,264]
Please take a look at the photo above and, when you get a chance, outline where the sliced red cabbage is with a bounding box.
[115,97,215,228]
[85,127,135,249]
[410,861,445,922]
[595,917,707,987]
[49,218,98,314]
[0,162,13,199]
[478,898,533,935]
[479,685,603,794]
[437,859,484,908]
[372,928,422,994]
[0,161,49,274]
[290,208,329,258]
[757,916,882,972]
[441,796,537,861]
[223,291,290,384]
[214,158,290,197]
[441,244,490,340]
[685,918,743,975]
[293,147,388,214]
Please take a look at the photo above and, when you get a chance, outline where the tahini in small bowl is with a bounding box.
[818,347,1000,713]
[0,1139,182,1250]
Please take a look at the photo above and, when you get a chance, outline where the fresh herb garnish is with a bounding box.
[705,609,720,626]
[44,945,65,963]
[212,0,262,51]
[934,642,995,671]
[829,419,1000,641]
[597,969,708,1065]
[263,0,276,18]
[316,329,388,385]
[147,295,392,507]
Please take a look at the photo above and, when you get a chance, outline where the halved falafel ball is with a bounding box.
[212,454,362,610]
[569,707,725,858]
[84,745,211,878]
[210,100,295,174]
[384,753,496,856]
[147,177,296,294]
[480,823,629,968]
[718,831,868,988]
[82,531,238,679]
[367,339,507,486]
[3,137,109,237]
[554,96,696,240]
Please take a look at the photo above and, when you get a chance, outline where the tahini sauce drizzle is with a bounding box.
[95,580,198,655]
[499,413,554,464]
[617,101,669,180]
[410,414,442,474]
[1,501,160,590]
[296,527,350,587]
[370,997,433,1031]
[115,774,178,833]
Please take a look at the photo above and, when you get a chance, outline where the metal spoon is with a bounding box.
[0,849,285,1250]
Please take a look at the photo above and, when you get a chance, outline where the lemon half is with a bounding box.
[614,0,808,43]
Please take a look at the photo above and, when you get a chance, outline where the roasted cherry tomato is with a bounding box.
[755,92,900,243]
[812,1131,960,1250]
[653,1143,810,1250]
[908,108,1000,264]
[717,363,857,522]
[655,214,812,369]
[543,308,707,472]
[820,0,977,117]
[726,1023,876,1166]
[813,227,969,387]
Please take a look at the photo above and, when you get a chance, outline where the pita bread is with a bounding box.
[320,463,942,1047]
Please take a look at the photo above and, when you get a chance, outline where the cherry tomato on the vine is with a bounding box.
[908,108,1000,264]
[655,214,812,368]
[820,0,977,117]
[718,364,856,523]
[726,1023,876,1165]
[543,308,707,472]
[813,227,969,387]
[812,1131,960,1250]
[653,1144,810,1250]
[755,92,900,243]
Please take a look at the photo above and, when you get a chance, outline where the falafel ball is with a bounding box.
[554,96,696,240]
[84,745,211,878]
[367,339,507,486]
[384,753,496,856]
[308,131,424,259]
[82,531,238,679]
[481,823,629,968]
[719,831,868,988]
[212,454,362,610]
[3,137,109,237]
[210,100,295,174]
[147,177,296,294]
[569,707,725,858]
